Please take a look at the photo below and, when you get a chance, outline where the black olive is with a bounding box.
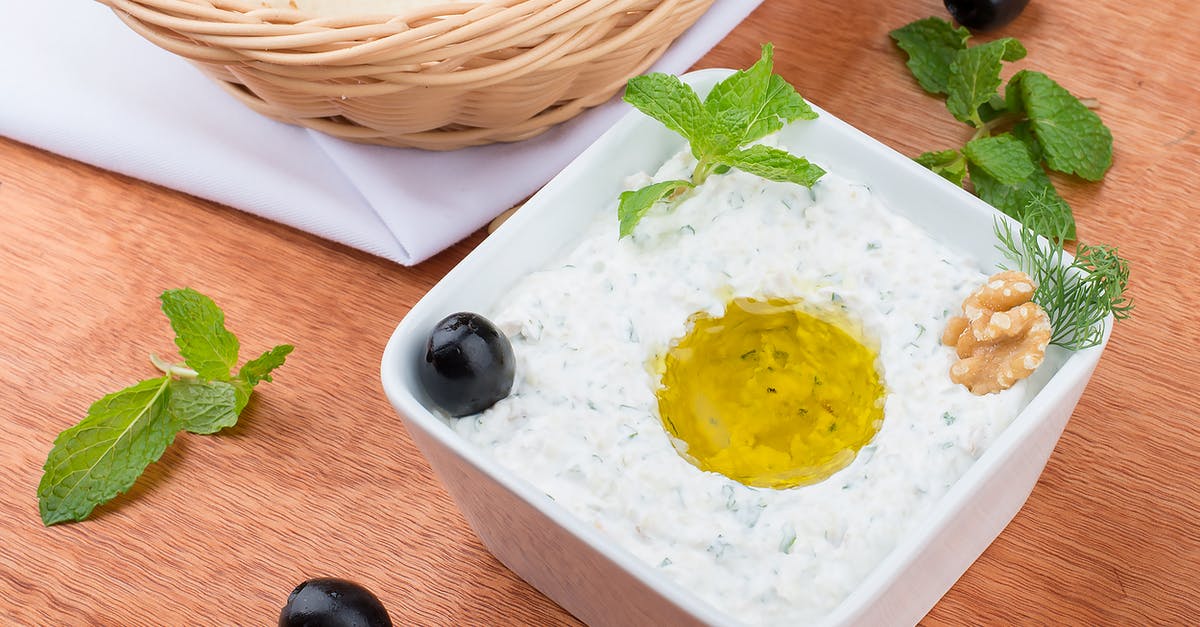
[418,312,515,417]
[944,0,1031,31]
[279,578,392,627]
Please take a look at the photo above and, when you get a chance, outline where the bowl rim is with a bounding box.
[380,67,1111,626]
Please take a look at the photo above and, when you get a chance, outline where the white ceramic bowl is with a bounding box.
[380,69,1111,626]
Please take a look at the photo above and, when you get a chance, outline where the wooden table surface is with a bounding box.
[3,1,1197,625]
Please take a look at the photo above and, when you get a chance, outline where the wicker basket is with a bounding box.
[99,0,715,150]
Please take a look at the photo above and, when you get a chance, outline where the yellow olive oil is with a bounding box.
[656,297,885,489]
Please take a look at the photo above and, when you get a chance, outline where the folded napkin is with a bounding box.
[0,1,761,265]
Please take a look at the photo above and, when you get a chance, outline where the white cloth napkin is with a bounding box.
[0,0,761,265]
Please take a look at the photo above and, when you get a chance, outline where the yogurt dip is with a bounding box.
[448,143,1026,624]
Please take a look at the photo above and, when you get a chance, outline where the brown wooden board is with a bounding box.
[2,1,1197,624]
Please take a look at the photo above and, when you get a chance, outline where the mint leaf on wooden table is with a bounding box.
[889,17,1112,243]
[618,43,824,237]
[233,344,295,413]
[970,161,1077,240]
[915,149,968,186]
[37,289,293,525]
[170,379,239,435]
[889,17,971,95]
[890,16,1131,346]
[37,377,175,526]
[239,344,293,386]
[1009,120,1044,162]
[976,93,1011,124]
[963,134,1038,185]
[160,288,240,381]
[945,37,1026,127]
[1008,70,1113,181]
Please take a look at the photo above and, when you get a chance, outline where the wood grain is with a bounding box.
[2,1,1197,625]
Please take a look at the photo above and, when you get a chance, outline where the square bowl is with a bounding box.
[380,68,1111,626]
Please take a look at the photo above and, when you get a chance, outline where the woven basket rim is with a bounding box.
[101,0,717,150]
[199,0,600,24]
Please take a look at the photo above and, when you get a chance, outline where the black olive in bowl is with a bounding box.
[279,578,392,627]
[419,312,515,417]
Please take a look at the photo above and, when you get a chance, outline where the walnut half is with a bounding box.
[942,271,1052,395]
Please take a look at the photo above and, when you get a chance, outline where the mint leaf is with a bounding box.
[977,93,1010,123]
[916,149,968,186]
[1012,70,1112,181]
[624,73,708,157]
[1010,120,1044,163]
[37,289,293,524]
[1004,68,1028,113]
[231,344,295,413]
[239,345,294,386]
[160,288,239,381]
[617,45,823,236]
[970,162,1035,217]
[764,74,819,124]
[169,379,238,435]
[890,17,1125,342]
[703,44,773,150]
[720,144,825,187]
[38,377,174,525]
[231,379,253,414]
[963,134,1038,185]
[703,45,817,150]
[889,17,971,95]
[618,180,693,238]
[971,162,1076,240]
[946,38,1026,126]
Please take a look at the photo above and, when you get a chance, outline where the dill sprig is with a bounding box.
[994,195,1133,350]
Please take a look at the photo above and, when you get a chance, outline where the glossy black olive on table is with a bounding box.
[944,0,1031,31]
[419,312,516,417]
[279,578,392,627]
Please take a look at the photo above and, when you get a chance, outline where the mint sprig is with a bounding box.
[963,133,1038,184]
[915,149,968,186]
[889,17,970,95]
[889,17,1112,241]
[168,379,240,435]
[159,287,240,380]
[1008,70,1113,181]
[37,288,293,525]
[618,180,693,238]
[892,17,1130,344]
[945,37,1027,127]
[972,162,1076,240]
[618,44,824,238]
